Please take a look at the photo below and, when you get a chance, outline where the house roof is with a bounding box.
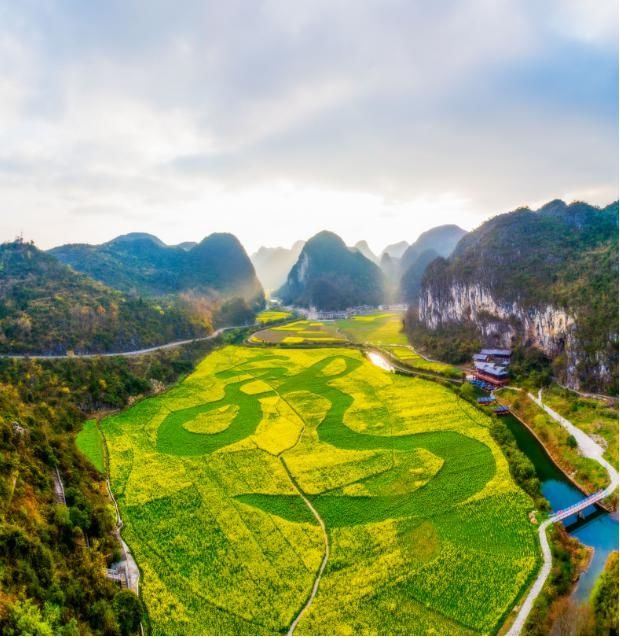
[480,348,512,357]
[474,362,509,377]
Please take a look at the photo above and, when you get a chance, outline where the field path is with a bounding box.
[507,389,618,636]
[282,459,330,636]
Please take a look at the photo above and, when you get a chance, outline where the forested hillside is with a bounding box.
[0,240,208,355]
[50,232,264,308]
[0,336,226,634]
[415,200,619,392]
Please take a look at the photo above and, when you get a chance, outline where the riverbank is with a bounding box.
[504,391,618,635]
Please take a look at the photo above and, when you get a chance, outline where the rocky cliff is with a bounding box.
[418,200,618,393]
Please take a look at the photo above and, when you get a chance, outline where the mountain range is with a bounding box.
[250,241,305,292]
[50,232,264,306]
[0,240,207,354]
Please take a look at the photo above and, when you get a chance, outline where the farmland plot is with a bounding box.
[249,319,347,345]
[97,346,539,635]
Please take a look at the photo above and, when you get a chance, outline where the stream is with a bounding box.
[505,415,618,602]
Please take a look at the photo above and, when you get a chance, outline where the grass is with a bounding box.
[334,312,408,345]
[249,319,347,345]
[76,419,105,473]
[256,310,293,324]
[100,345,539,635]
[383,345,462,378]
[496,388,610,492]
[541,384,618,467]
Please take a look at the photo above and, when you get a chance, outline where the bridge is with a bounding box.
[550,490,606,523]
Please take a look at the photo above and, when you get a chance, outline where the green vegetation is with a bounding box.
[256,309,293,324]
[278,231,385,310]
[0,239,210,355]
[50,232,264,306]
[541,384,618,467]
[333,312,408,345]
[0,335,230,635]
[404,308,482,364]
[591,551,619,635]
[76,420,105,473]
[419,200,618,393]
[497,389,610,492]
[249,319,347,345]
[524,525,591,636]
[101,345,539,635]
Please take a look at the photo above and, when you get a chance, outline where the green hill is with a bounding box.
[416,200,619,392]
[278,231,385,310]
[50,232,264,306]
[0,240,207,355]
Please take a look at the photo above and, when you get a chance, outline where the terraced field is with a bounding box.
[92,345,539,635]
[249,319,347,345]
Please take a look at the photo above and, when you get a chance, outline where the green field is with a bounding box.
[383,345,462,378]
[76,419,105,473]
[334,312,408,345]
[256,310,294,324]
[249,319,347,345]
[91,345,539,635]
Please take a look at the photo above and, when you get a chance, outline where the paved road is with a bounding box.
[507,389,619,636]
[0,325,248,360]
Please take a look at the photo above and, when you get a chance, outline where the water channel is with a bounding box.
[505,415,618,602]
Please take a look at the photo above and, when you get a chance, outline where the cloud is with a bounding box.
[0,0,616,253]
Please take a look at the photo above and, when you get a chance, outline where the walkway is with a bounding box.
[507,389,618,636]
[0,325,248,360]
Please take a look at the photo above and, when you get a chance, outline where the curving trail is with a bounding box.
[0,325,249,359]
[507,389,618,636]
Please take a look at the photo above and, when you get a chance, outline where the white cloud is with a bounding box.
[0,0,616,253]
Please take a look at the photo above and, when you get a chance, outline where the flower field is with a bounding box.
[248,319,347,345]
[256,309,293,324]
[333,312,408,345]
[93,346,539,635]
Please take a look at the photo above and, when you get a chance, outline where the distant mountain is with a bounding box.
[399,225,466,275]
[278,231,385,310]
[416,200,619,392]
[0,240,207,354]
[398,225,467,301]
[251,241,305,292]
[175,241,198,251]
[353,240,378,264]
[382,241,409,259]
[50,232,264,307]
[399,249,440,303]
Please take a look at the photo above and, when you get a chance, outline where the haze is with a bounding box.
[0,0,617,254]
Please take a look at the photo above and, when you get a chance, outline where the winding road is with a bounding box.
[0,325,248,360]
[506,389,618,636]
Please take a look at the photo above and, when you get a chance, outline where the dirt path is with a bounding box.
[281,459,330,636]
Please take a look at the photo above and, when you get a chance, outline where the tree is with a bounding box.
[113,591,144,635]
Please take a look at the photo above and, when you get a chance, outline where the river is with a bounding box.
[505,415,618,602]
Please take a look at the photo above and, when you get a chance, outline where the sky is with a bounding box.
[0,0,617,255]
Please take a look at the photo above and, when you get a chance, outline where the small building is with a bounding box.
[473,353,489,363]
[493,405,510,416]
[480,348,512,361]
[476,396,495,405]
[474,361,510,386]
